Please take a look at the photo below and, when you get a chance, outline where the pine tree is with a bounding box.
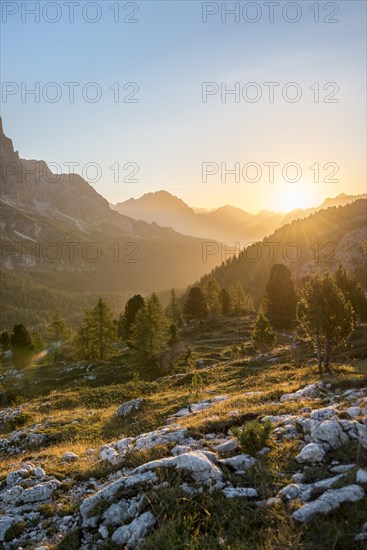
[30,331,45,353]
[10,324,34,368]
[118,295,145,346]
[0,331,11,352]
[251,309,276,352]
[130,293,168,369]
[219,288,231,315]
[204,278,221,317]
[184,287,208,321]
[168,323,179,346]
[91,298,116,360]
[166,289,183,327]
[297,273,354,371]
[263,264,297,329]
[48,309,69,362]
[73,309,94,360]
[334,263,367,323]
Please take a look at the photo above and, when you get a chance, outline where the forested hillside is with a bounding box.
[196,200,367,305]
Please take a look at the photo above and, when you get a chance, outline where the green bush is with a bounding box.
[231,419,272,455]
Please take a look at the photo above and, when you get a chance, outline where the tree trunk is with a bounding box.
[324,338,331,371]
[316,332,322,373]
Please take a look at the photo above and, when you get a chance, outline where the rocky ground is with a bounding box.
[1,380,367,549]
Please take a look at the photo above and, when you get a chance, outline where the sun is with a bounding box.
[276,185,313,212]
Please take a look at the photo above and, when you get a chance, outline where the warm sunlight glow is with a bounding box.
[275,185,314,212]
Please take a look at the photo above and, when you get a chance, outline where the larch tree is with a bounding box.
[204,278,221,317]
[229,281,253,315]
[89,298,116,360]
[166,289,183,327]
[73,309,94,360]
[48,308,69,362]
[219,288,231,315]
[297,273,354,372]
[130,293,168,369]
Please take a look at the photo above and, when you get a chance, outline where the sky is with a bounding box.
[1,0,366,213]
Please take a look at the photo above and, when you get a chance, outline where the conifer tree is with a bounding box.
[263,264,297,329]
[89,298,116,360]
[166,289,183,327]
[10,324,34,368]
[0,331,11,352]
[219,288,231,315]
[118,295,145,345]
[73,309,94,360]
[48,309,69,362]
[184,287,208,321]
[130,293,168,369]
[334,263,367,323]
[297,273,354,371]
[204,278,221,317]
[251,309,276,352]
[229,281,253,315]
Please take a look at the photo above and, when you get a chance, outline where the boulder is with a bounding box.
[347,406,361,418]
[134,427,188,451]
[116,437,134,453]
[0,515,19,542]
[7,468,29,486]
[62,452,79,462]
[280,384,318,403]
[219,454,256,472]
[116,399,144,417]
[100,445,119,464]
[134,451,223,484]
[80,472,157,527]
[223,487,258,498]
[103,495,145,526]
[292,485,365,523]
[310,407,338,422]
[34,467,46,479]
[22,480,60,503]
[311,421,349,451]
[356,469,367,484]
[1,485,23,504]
[111,511,156,548]
[213,439,239,453]
[297,443,326,464]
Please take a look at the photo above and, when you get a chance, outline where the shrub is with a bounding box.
[231,419,272,455]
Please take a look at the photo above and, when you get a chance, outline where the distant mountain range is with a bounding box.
[1,117,366,326]
[113,190,366,243]
[0,119,222,325]
[196,199,367,305]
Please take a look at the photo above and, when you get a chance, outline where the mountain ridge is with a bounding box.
[113,190,366,244]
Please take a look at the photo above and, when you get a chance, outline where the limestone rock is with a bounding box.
[116,399,144,417]
[0,515,19,542]
[219,454,256,472]
[292,485,365,523]
[311,421,349,451]
[223,487,258,498]
[134,451,223,484]
[111,511,156,548]
[62,452,79,462]
[21,480,60,503]
[297,443,326,464]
